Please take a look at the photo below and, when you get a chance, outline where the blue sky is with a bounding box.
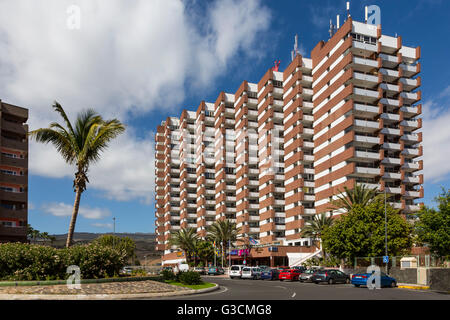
[0,0,448,234]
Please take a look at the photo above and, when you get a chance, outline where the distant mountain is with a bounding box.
[51,232,156,242]
[49,232,160,264]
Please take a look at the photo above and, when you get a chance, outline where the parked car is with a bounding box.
[299,269,318,282]
[241,267,262,280]
[351,272,397,288]
[207,266,225,275]
[311,269,350,284]
[291,266,307,273]
[278,268,302,281]
[121,266,133,274]
[261,268,281,280]
[193,267,206,275]
[229,265,245,279]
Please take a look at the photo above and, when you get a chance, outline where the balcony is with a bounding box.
[379,53,399,68]
[381,113,400,122]
[379,68,399,82]
[354,135,380,146]
[388,202,403,210]
[380,83,399,93]
[0,225,27,237]
[380,98,400,107]
[0,208,27,220]
[352,57,378,72]
[400,78,419,91]
[402,161,421,171]
[380,127,401,136]
[404,190,421,198]
[352,41,377,54]
[353,150,380,161]
[353,87,380,103]
[400,64,419,77]
[383,172,401,180]
[401,134,420,143]
[401,92,420,104]
[401,148,420,158]
[401,120,420,131]
[385,187,402,194]
[381,157,401,165]
[353,72,378,87]
[1,137,28,151]
[1,120,27,135]
[0,190,27,202]
[404,204,420,212]
[403,175,420,184]
[0,155,27,168]
[354,166,381,177]
[382,143,401,151]
[354,119,379,133]
[354,103,379,117]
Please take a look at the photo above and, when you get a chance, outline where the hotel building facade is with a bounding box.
[155,18,423,266]
[0,100,29,243]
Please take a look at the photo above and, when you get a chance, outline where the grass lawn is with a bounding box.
[165,280,216,290]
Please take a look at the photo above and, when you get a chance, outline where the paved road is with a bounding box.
[150,276,450,300]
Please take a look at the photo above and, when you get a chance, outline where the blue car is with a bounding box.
[351,272,397,288]
[260,268,281,280]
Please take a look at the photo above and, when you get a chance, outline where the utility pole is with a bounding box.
[113,217,116,234]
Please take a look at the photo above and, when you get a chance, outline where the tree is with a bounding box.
[300,212,335,257]
[207,220,240,266]
[168,228,199,264]
[93,235,136,263]
[322,200,412,263]
[195,240,214,267]
[330,183,386,212]
[29,102,125,247]
[414,188,450,259]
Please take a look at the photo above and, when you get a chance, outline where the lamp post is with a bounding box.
[113,217,116,234]
[384,187,388,274]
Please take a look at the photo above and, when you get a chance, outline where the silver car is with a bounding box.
[241,267,262,280]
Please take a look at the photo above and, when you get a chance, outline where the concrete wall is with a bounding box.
[389,268,417,284]
[427,268,450,292]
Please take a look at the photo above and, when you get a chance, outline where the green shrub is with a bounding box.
[0,242,127,281]
[178,271,202,285]
[131,269,148,277]
[161,269,176,281]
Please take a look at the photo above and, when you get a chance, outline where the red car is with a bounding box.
[278,268,302,281]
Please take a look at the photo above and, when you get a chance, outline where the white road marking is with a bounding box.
[292,292,296,298]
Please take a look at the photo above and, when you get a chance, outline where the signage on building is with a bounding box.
[268,247,278,252]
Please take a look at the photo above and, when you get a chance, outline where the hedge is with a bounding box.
[0,242,127,281]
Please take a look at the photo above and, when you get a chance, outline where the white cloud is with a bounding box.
[42,202,111,220]
[91,223,113,229]
[422,97,450,182]
[0,0,271,203]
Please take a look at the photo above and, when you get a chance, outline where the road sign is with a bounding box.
[383,256,389,264]
[243,260,246,265]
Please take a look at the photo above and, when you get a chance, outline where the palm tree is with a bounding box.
[300,213,335,257]
[207,220,240,264]
[29,102,125,247]
[329,183,386,212]
[168,228,199,264]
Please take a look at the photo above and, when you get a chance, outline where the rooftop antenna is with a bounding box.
[272,60,281,72]
[329,19,336,39]
[291,34,300,61]
[337,14,340,29]
[347,1,351,19]
[365,6,368,23]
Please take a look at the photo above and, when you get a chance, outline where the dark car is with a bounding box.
[291,266,307,273]
[351,272,397,288]
[311,269,350,284]
[207,266,225,275]
[260,268,281,280]
[278,268,302,281]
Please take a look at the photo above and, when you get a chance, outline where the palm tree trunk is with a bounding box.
[66,186,82,248]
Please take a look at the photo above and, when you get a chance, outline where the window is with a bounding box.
[272,80,283,88]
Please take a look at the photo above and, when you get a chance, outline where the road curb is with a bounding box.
[397,284,430,290]
[0,283,219,300]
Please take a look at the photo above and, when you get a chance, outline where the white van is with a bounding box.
[178,263,190,272]
[229,265,245,279]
